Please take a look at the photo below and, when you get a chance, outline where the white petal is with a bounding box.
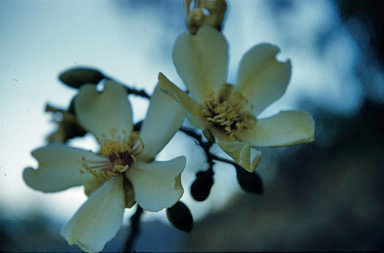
[234,43,292,115]
[159,73,208,130]
[217,140,262,173]
[173,26,228,102]
[83,177,104,196]
[75,80,133,141]
[23,144,104,192]
[139,84,185,161]
[239,111,315,147]
[127,157,186,212]
[61,177,125,253]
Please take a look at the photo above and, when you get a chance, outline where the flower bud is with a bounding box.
[59,67,104,88]
[236,165,263,194]
[190,170,214,201]
[186,0,227,34]
[166,201,193,232]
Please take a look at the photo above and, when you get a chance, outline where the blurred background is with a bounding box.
[0,0,383,251]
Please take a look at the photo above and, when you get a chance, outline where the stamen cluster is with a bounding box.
[202,87,256,137]
[81,130,144,181]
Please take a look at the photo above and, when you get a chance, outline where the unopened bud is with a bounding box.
[186,0,227,34]
[190,170,214,201]
[236,165,263,194]
[59,67,104,88]
[166,201,193,232]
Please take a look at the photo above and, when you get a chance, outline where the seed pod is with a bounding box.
[59,67,104,88]
[166,201,193,232]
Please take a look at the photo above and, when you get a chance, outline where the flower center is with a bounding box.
[202,84,256,137]
[81,130,143,181]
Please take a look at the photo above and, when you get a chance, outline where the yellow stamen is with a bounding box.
[81,130,144,181]
[202,84,256,137]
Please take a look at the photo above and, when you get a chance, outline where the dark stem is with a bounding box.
[179,126,213,153]
[179,127,214,168]
[179,126,242,170]
[104,76,150,99]
[123,205,144,252]
[211,154,239,167]
[124,86,150,99]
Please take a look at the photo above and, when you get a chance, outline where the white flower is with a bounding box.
[23,81,186,252]
[159,26,315,173]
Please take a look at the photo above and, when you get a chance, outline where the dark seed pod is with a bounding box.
[166,201,193,232]
[235,165,263,194]
[59,67,104,88]
[190,170,214,201]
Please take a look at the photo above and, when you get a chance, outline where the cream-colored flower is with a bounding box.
[159,26,315,173]
[23,81,186,252]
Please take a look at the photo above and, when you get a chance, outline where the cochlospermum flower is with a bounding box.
[159,26,315,173]
[23,81,186,252]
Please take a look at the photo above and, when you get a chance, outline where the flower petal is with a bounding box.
[234,43,292,115]
[239,111,315,147]
[159,73,207,129]
[173,26,228,102]
[83,177,105,196]
[61,177,125,253]
[75,80,133,141]
[217,140,262,173]
[127,156,186,212]
[23,144,104,192]
[139,84,185,161]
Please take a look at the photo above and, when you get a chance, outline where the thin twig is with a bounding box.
[211,154,239,167]
[104,76,151,99]
[179,126,215,168]
[123,205,144,252]
[179,126,213,153]
[179,127,242,170]
[124,86,150,99]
